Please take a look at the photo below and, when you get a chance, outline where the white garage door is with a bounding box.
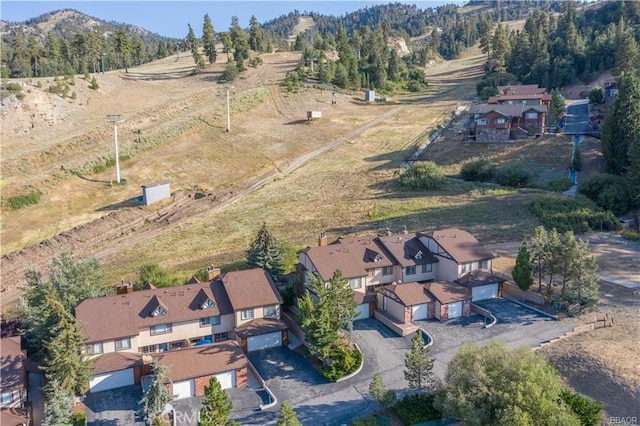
[354,303,369,321]
[90,368,135,393]
[448,301,463,319]
[247,331,282,352]
[214,370,236,389]
[412,304,429,321]
[172,379,195,400]
[472,284,499,301]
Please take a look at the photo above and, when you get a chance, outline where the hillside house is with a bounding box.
[488,85,551,107]
[468,104,547,142]
[75,268,285,395]
[297,228,502,324]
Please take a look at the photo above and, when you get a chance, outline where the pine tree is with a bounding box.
[512,241,533,299]
[549,89,566,128]
[563,238,600,310]
[276,402,301,426]
[404,330,435,391]
[245,222,284,278]
[113,26,131,72]
[202,14,217,64]
[42,300,93,396]
[140,362,173,425]
[44,379,74,426]
[369,372,396,409]
[199,376,233,426]
[187,24,204,71]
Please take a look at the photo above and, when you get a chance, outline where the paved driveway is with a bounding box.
[84,385,145,426]
[562,100,590,134]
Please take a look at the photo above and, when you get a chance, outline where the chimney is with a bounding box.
[386,227,392,236]
[206,265,221,281]
[318,230,328,247]
[403,225,408,235]
[116,281,133,294]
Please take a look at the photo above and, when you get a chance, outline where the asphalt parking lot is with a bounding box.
[84,385,145,426]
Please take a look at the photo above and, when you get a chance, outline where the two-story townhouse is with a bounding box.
[376,232,439,283]
[418,228,504,302]
[0,337,29,425]
[75,268,286,396]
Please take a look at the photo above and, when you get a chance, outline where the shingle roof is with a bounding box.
[469,104,547,117]
[0,408,29,426]
[376,233,439,267]
[234,318,287,338]
[423,228,494,263]
[497,84,547,95]
[93,352,143,375]
[153,340,247,382]
[221,269,283,311]
[381,282,435,306]
[0,337,24,393]
[76,269,281,343]
[425,281,471,304]
[455,270,504,288]
[488,93,552,103]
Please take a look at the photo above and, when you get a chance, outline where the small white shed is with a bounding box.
[142,182,170,206]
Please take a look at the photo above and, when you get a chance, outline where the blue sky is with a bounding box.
[1,1,463,39]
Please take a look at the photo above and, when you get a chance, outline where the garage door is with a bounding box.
[354,303,369,321]
[247,332,282,352]
[172,379,195,400]
[472,284,499,301]
[90,368,134,393]
[448,301,463,319]
[412,304,428,321]
[214,370,236,389]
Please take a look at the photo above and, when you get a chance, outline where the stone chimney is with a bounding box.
[206,265,221,281]
[116,280,133,294]
[386,227,392,236]
[402,225,408,235]
[318,230,328,247]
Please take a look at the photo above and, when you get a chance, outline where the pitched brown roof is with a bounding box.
[301,235,395,281]
[425,281,471,304]
[376,233,438,267]
[76,280,234,343]
[234,318,287,338]
[382,282,435,306]
[0,408,28,426]
[455,270,504,288]
[221,269,283,311]
[153,340,247,382]
[487,93,552,104]
[469,104,547,117]
[93,352,143,375]
[0,337,24,393]
[423,228,494,263]
[354,291,377,305]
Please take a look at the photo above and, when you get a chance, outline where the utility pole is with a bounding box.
[106,115,124,184]
[224,83,235,132]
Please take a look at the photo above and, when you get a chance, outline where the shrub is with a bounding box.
[394,393,441,425]
[279,283,295,307]
[560,389,603,426]
[71,91,77,100]
[16,91,26,100]
[398,162,446,190]
[5,191,41,210]
[548,177,573,193]
[578,174,633,216]
[90,76,99,90]
[70,412,86,426]
[530,195,620,233]
[321,346,362,382]
[249,56,264,67]
[572,147,582,172]
[495,164,533,188]
[622,231,640,241]
[350,417,377,426]
[460,157,496,182]
[588,86,603,104]
[221,63,239,82]
[4,82,22,91]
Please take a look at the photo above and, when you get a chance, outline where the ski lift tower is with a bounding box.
[224,83,235,132]
[106,114,125,184]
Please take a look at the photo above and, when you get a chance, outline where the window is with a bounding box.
[382,266,393,276]
[190,336,212,346]
[507,100,514,104]
[480,259,489,270]
[461,262,472,274]
[405,266,416,276]
[495,118,506,124]
[88,342,103,355]
[201,299,215,309]
[264,305,277,317]
[158,343,168,353]
[477,118,488,125]
[1,391,14,404]
[525,112,538,119]
[241,309,254,320]
[414,251,423,260]
[200,316,221,327]
[421,263,433,273]
[349,278,362,289]
[115,338,131,351]
[169,340,184,350]
[150,323,172,335]
[151,306,167,317]
[214,332,229,342]
[140,345,156,354]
